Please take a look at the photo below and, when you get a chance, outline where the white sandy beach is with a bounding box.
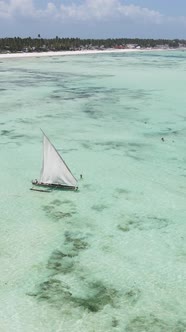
[0,48,160,59]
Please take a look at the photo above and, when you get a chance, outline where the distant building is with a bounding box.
[114,45,126,49]
[22,47,29,52]
[126,44,137,49]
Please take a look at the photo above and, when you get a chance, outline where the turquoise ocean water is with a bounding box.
[0,50,186,331]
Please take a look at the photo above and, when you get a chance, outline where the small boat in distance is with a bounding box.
[31,131,78,191]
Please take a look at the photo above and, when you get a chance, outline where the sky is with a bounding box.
[0,0,186,39]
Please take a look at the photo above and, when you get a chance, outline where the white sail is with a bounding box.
[39,133,77,187]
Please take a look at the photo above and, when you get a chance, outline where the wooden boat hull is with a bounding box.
[31,181,78,191]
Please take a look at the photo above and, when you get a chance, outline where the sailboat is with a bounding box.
[31,131,78,191]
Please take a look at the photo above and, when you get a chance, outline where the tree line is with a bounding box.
[0,37,184,53]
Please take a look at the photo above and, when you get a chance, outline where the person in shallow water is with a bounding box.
[80,174,83,179]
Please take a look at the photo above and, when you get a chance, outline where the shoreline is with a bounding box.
[0,47,177,60]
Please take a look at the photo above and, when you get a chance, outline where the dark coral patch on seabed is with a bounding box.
[125,314,186,332]
[42,199,76,222]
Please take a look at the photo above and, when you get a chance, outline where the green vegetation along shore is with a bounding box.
[0,37,185,54]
